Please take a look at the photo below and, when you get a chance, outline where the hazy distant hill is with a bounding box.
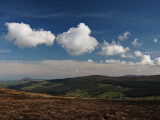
[19,77,34,82]
[6,75,160,99]
[18,77,45,83]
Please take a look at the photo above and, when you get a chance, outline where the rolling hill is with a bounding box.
[0,87,160,120]
[5,75,160,99]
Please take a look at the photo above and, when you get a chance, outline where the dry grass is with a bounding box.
[0,88,160,120]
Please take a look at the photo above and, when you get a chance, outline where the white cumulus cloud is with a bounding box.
[154,57,160,65]
[104,53,160,67]
[139,55,154,65]
[4,22,55,48]
[100,41,129,56]
[56,23,98,56]
[118,31,131,41]
[132,38,141,47]
[134,51,143,57]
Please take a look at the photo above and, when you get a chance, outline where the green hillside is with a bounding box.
[6,75,160,99]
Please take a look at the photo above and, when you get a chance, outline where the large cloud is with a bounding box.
[139,55,154,65]
[4,22,55,48]
[99,41,129,56]
[56,23,98,56]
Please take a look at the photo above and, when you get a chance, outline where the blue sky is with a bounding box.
[1,0,160,80]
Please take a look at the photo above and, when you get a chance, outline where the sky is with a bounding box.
[1,0,160,80]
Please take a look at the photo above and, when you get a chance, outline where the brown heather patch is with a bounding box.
[0,87,160,120]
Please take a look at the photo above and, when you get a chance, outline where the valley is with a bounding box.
[3,75,160,100]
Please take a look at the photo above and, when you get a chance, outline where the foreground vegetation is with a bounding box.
[5,75,160,99]
[0,87,160,120]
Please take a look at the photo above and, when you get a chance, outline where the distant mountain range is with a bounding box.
[5,75,160,100]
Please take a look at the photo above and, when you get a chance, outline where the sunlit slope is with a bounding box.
[0,87,54,99]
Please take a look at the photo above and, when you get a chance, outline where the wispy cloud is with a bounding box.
[145,50,160,57]
[25,11,72,19]
[75,11,120,18]
[118,31,131,41]
[0,50,11,53]
[24,11,120,19]
[132,38,142,47]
